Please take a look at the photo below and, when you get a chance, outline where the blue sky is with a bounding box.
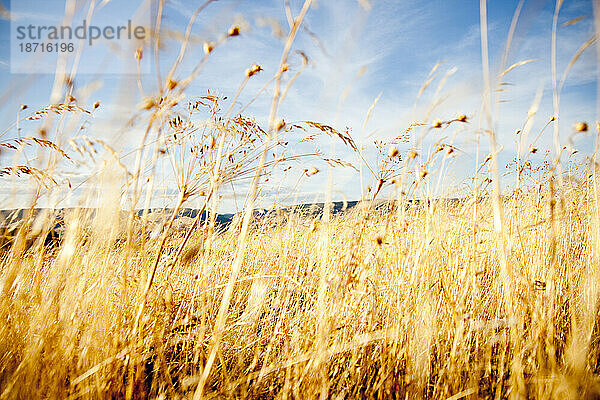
[0,0,597,211]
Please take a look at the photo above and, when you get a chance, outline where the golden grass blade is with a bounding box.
[562,15,587,26]
[498,58,539,78]
[558,34,598,95]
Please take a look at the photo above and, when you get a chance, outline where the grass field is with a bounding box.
[1,0,599,398]
[2,185,600,398]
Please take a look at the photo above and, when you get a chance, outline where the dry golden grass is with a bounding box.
[1,1,599,398]
[1,182,600,398]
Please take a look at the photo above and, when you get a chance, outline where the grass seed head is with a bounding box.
[575,122,588,132]
[276,119,286,132]
[246,64,263,77]
[167,79,178,90]
[204,42,215,55]
[182,245,202,264]
[306,167,319,176]
[143,97,156,110]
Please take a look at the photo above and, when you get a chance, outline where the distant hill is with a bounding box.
[0,198,464,231]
